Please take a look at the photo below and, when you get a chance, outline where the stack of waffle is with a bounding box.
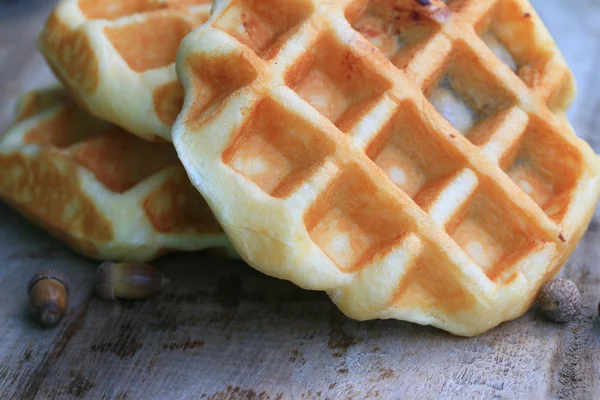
[2,0,598,336]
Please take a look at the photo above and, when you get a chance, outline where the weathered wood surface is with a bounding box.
[0,1,599,399]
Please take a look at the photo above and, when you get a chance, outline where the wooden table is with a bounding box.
[1,1,599,399]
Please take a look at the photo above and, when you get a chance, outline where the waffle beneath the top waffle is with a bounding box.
[172,0,600,336]
[0,87,235,262]
[37,0,212,141]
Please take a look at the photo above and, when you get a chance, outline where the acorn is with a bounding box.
[537,278,581,323]
[27,271,70,326]
[95,262,168,300]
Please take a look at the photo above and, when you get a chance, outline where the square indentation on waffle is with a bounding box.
[212,0,315,60]
[393,244,476,314]
[67,130,180,193]
[286,28,392,133]
[222,96,336,198]
[183,51,259,128]
[426,41,517,146]
[445,180,543,281]
[304,163,410,272]
[365,100,466,211]
[345,0,443,70]
[500,115,582,224]
[21,104,105,148]
[475,0,554,91]
[104,13,195,73]
[21,106,179,194]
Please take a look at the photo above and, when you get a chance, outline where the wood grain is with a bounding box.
[0,1,599,399]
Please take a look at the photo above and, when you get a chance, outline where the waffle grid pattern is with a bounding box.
[174,0,600,335]
[0,88,234,262]
[37,0,213,141]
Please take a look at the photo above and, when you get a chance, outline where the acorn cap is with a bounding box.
[27,270,71,294]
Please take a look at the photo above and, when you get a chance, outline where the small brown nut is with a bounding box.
[537,278,581,322]
[27,271,70,326]
[95,262,168,300]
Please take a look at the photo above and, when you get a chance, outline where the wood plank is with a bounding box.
[0,1,598,399]
[18,253,599,399]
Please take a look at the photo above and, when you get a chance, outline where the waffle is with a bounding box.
[0,87,235,262]
[172,0,600,336]
[36,0,212,142]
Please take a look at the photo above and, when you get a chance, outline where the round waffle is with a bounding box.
[37,0,212,141]
[172,0,600,336]
[0,87,235,262]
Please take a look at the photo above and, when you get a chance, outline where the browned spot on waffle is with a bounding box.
[446,181,543,282]
[366,100,466,209]
[518,59,550,89]
[154,82,186,126]
[22,97,110,148]
[223,97,336,197]
[24,106,84,148]
[143,168,223,234]
[39,13,99,93]
[500,115,582,224]
[394,246,475,314]
[213,0,314,59]
[184,51,259,129]
[547,71,576,112]
[305,164,410,273]
[1,195,102,259]
[105,13,193,73]
[286,30,392,133]
[0,153,113,243]
[68,129,179,193]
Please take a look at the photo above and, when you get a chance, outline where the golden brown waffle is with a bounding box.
[173,0,600,336]
[0,87,235,262]
[37,0,212,141]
